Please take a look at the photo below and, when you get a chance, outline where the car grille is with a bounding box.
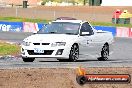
[33,43,50,45]
[27,50,54,55]
[33,43,40,45]
[42,43,50,45]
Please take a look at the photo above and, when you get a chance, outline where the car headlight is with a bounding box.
[51,42,66,47]
[22,41,31,46]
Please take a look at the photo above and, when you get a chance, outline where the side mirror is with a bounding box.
[80,32,90,36]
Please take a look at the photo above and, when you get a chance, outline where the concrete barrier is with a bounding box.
[0,21,132,38]
[94,26,116,36]
[0,21,23,32]
[0,21,44,32]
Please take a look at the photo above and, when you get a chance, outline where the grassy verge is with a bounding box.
[0,17,132,27]
[0,17,49,23]
[91,21,132,27]
[0,41,20,56]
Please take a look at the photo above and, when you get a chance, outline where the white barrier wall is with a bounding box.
[23,22,39,32]
[116,27,132,38]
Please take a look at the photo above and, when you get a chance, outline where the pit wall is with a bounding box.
[0,21,44,32]
[94,26,132,38]
[0,21,132,38]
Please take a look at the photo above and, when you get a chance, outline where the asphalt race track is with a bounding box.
[0,31,132,68]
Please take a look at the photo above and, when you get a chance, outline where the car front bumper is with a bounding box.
[21,45,71,59]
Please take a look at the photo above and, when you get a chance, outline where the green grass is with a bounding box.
[0,17,132,27]
[91,21,132,27]
[0,42,20,56]
[0,17,49,23]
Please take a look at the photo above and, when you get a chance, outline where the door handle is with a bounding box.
[87,40,89,44]
[87,40,92,44]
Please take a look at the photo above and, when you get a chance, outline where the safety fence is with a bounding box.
[0,21,132,38]
[1,7,132,23]
[0,7,119,23]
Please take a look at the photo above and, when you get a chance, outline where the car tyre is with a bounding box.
[98,44,109,61]
[22,57,35,62]
[69,44,79,62]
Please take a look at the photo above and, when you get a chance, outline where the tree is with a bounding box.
[41,0,47,5]
[83,0,86,5]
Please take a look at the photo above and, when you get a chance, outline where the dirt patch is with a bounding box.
[35,6,132,13]
[0,67,132,88]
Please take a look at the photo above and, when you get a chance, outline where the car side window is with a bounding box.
[80,22,94,36]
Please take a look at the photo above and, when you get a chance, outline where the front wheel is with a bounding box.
[98,44,109,61]
[69,44,79,62]
[22,57,35,62]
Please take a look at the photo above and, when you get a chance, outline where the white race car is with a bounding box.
[21,20,114,62]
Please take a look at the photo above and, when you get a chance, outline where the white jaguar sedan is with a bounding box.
[21,20,114,62]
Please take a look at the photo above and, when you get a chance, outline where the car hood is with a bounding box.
[24,34,78,43]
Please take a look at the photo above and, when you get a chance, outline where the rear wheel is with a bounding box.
[22,57,35,62]
[69,44,79,62]
[98,44,109,61]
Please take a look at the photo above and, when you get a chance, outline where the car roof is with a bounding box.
[56,17,77,20]
[52,20,85,24]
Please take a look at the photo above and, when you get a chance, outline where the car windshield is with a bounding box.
[37,22,80,35]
